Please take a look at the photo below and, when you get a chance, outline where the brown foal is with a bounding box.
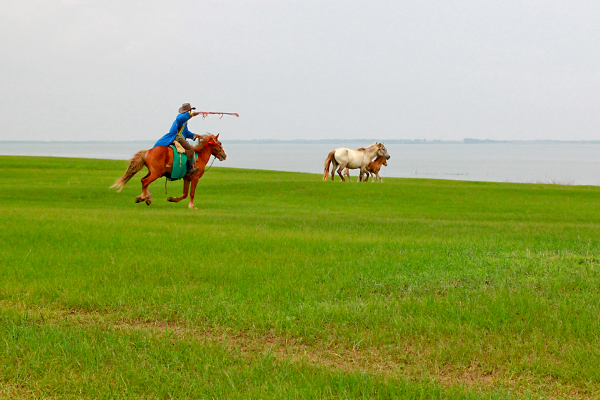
[364,156,388,182]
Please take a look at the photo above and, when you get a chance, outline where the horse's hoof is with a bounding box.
[188,204,197,210]
[167,197,175,202]
[145,199,152,206]
[135,197,144,203]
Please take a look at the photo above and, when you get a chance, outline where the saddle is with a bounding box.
[165,144,189,181]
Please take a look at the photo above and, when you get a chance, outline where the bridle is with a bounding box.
[204,141,225,172]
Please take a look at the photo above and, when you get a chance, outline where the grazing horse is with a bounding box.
[364,156,388,182]
[110,134,226,209]
[323,142,390,182]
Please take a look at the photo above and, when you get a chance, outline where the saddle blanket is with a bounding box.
[168,144,188,180]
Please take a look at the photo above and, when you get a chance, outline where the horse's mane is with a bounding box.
[194,134,219,151]
[357,143,379,152]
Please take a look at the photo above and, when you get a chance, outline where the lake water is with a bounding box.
[1,141,599,186]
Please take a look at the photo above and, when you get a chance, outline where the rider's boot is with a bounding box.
[185,159,198,176]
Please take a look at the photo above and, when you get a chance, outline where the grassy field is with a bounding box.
[1,155,599,399]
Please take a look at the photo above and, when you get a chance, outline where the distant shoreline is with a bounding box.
[2,139,599,185]
[2,139,600,145]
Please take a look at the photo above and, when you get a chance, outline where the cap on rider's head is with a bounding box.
[179,103,196,114]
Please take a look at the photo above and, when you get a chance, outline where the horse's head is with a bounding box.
[377,143,390,160]
[382,157,388,166]
[198,134,227,161]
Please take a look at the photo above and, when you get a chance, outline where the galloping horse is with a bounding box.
[110,134,226,209]
[323,143,390,182]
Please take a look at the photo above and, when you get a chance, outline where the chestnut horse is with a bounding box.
[110,134,226,209]
[323,142,390,182]
[364,156,388,182]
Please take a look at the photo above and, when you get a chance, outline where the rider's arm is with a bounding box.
[182,125,195,140]
[176,112,192,124]
[175,112,195,140]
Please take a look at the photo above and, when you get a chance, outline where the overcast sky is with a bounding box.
[1,0,599,142]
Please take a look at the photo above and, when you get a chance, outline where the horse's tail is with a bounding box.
[323,150,335,181]
[110,150,148,192]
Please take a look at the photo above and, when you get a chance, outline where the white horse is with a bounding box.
[323,143,390,182]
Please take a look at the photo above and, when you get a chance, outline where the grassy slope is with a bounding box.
[0,156,599,399]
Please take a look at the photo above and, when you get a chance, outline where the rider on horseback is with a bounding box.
[154,103,202,175]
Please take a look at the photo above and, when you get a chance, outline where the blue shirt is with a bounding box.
[153,112,196,147]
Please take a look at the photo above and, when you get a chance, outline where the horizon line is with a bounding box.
[2,138,600,143]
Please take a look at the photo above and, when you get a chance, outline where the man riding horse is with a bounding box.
[154,103,202,176]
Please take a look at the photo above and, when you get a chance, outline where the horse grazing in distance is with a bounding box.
[364,156,388,182]
[323,142,390,182]
[110,134,226,209]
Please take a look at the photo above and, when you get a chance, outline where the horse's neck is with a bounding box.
[364,145,379,158]
[194,145,212,166]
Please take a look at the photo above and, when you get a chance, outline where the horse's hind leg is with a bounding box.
[135,172,151,203]
[336,163,347,182]
[343,168,352,182]
[137,171,161,206]
[331,160,338,181]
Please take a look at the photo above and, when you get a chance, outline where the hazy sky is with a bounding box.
[2,0,599,142]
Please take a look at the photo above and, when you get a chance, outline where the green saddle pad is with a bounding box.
[169,145,188,180]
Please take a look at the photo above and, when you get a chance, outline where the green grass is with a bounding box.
[1,155,599,399]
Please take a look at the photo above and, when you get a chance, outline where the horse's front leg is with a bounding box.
[188,175,202,209]
[167,179,190,203]
[358,167,367,182]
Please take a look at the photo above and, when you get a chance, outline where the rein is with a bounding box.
[205,155,217,172]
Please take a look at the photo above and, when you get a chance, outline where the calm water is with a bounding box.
[1,141,599,185]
